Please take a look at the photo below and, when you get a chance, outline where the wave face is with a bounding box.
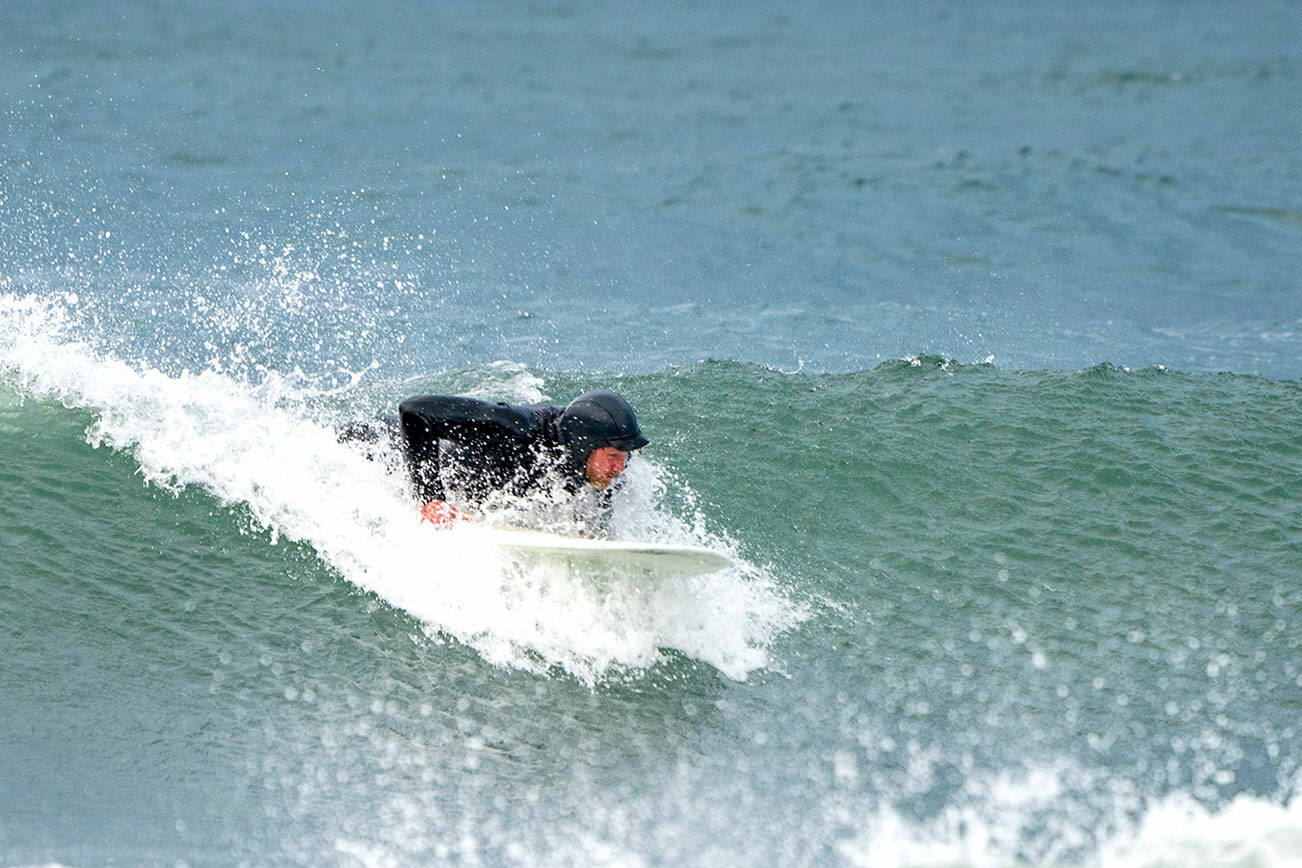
[4,294,1300,864]
[0,296,796,687]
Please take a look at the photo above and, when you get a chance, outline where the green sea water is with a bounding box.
[2,354,1298,865]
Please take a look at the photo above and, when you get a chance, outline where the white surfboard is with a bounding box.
[461,525,731,579]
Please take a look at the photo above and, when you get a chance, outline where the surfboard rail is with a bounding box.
[454,525,732,579]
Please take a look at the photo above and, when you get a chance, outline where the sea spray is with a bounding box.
[0,292,799,683]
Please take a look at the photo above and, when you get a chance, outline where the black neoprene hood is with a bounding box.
[557,390,649,461]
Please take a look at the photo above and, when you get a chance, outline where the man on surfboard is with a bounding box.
[343,390,648,532]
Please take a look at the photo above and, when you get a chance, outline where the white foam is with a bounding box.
[832,762,1302,868]
[1095,791,1302,868]
[460,359,548,403]
[0,292,798,682]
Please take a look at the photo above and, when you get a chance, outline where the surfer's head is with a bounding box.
[558,390,648,488]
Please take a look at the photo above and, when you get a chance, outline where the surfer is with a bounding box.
[341,390,648,533]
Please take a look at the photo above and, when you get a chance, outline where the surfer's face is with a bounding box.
[585,446,628,490]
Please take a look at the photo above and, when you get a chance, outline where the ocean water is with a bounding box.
[1,1,1300,866]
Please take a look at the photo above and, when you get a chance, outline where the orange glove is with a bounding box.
[420,499,466,528]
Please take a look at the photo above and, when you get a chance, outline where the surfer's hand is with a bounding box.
[420,499,464,528]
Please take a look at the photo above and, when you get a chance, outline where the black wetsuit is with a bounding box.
[340,390,648,532]
[396,395,579,505]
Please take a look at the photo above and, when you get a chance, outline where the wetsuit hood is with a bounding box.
[557,390,649,468]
